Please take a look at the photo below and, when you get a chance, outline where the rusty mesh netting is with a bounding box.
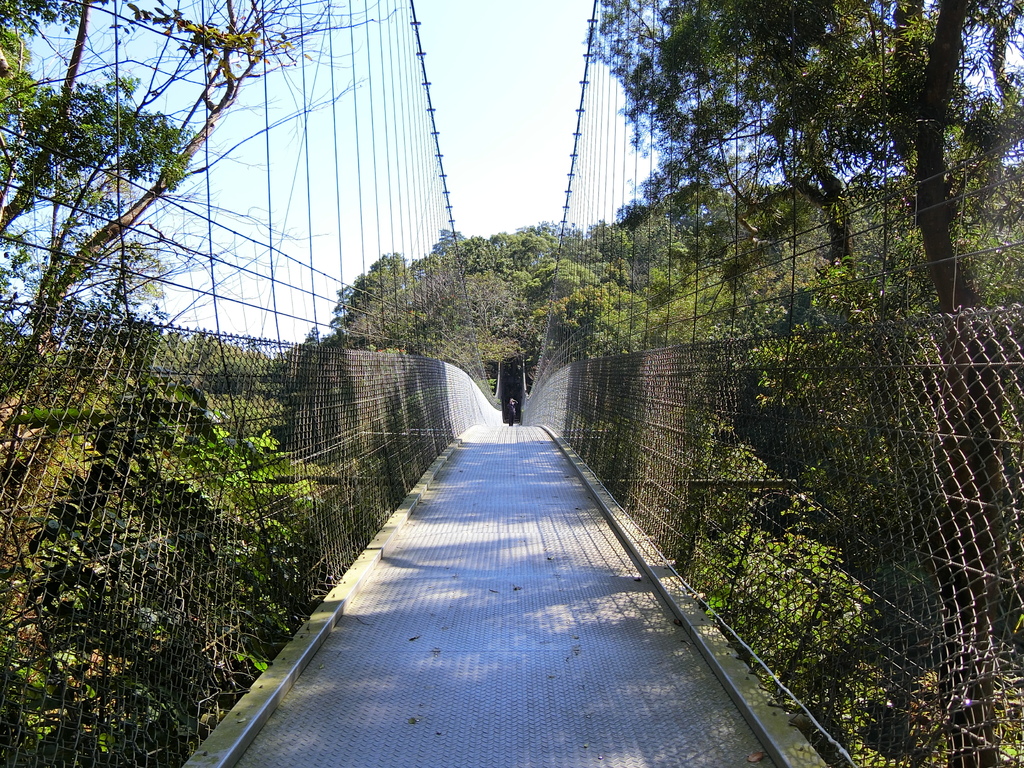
[520,1,1024,763]
[528,302,1024,768]
[0,0,502,760]
[0,303,495,767]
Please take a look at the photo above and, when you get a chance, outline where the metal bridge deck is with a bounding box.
[234,425,775,767]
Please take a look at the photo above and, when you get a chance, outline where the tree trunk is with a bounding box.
[794,170,853,267]
[915,1,1003,765]
[916,0,976,315]
[929,321,1003,768]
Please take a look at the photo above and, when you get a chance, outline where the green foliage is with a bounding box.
[0,0,317,316]
[1,336,317,765]
[327,227,562,374]
[599,0,1024,313]
[125,2,264,61]
[0,0,65,32]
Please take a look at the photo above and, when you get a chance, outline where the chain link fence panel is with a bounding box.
[0,303,497,767]
[527,305,1024,767]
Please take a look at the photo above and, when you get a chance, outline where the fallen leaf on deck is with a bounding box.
[408,635,420,641]
[747,751,765,762]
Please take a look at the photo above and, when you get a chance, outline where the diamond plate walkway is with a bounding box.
[224,425,786,767]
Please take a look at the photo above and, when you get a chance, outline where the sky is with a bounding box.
[405,1,598,238]
[15,0,619,340]
[123,0,607,337]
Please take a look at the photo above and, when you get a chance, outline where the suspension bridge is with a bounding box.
[189,425,815,767]
[1,1,1023,768]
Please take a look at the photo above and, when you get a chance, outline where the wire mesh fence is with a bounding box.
[0,302,496,767]
[525,1,1024,763]
[528,306,1024,766]
[0,0,499,764]
[4,0,1024,764]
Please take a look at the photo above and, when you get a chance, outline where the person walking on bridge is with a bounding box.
[506,397,518,426]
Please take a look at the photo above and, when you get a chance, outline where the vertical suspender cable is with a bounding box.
[112,0,127,319]
[299,1,318,332]
[262,0,281,341]
[378,3,403,340]
[328,4,346,291]
[203,0,221,334]
[387,4,408,268]
[409,0,487,381]
[350,9,367,281]
[361,0,386,341]
[541,1,599,376]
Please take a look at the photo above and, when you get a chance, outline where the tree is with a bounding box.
[599,0,1022,312]
[598,1,1023,765]
[0,0,339,317]
[329,253,415,351]
[325,226,565,379]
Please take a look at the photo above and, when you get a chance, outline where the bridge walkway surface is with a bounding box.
[211,425,790,767]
